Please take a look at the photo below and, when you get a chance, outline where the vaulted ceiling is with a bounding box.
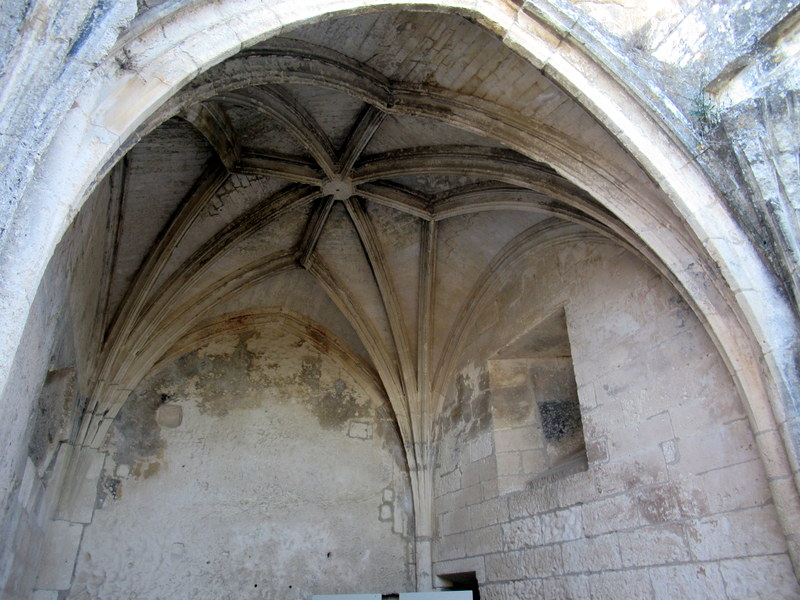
[83,10,647,450]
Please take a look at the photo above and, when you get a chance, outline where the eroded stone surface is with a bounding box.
[1,2,799,599]
[73,324,412,599]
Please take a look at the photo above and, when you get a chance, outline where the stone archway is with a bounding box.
[1,2,799,596]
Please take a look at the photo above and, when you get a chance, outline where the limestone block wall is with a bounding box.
[0,174,117,600]
[432,239,799,599]
[63,323,413,599]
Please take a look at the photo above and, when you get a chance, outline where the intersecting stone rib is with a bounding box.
[433,183,595,222]
[298,196,336,268]
[430,220,600,403]
[180,101,240,170]
[94,184,319,417]
[345,198,419,404]
[100,159,128,342]
[236,151,325,185]
[84,251,300,447]
[417,219,437,438]
[305,256,411,426]
[338,105,386,175]
[101,159,230,358]
[221,87,337,178]
[351,145,558,187]
[355,183,432,219]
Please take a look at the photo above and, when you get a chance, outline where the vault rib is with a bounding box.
[155,309,386,403]
[298,195,336,268]
[134,184,318,335]
[82,251,300,447]
[433,183,607,223]
[180,101,240,170]
[417,219,437,441]
[91,185,320,426]
[350,145,560,189]
[338,105,386,175]
[100,159,229,372]
[304,256,412,435]
[129,46,676,249]
[429,221,608,408]
[130,49,680,257]
[100,158,128,343]
[236,150,325,185]
[355,182,431,219]
[345,197,419,406]
[221,86,337,178]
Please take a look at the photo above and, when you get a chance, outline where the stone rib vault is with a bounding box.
[1,2,799,599]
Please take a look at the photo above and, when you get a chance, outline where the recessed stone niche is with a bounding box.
[488,308,587,494]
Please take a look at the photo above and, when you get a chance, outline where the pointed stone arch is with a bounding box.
[1,1,798,586]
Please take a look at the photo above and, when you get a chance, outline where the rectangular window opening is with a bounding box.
[488,308,588,495]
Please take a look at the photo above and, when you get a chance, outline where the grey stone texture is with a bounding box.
[0,1,799,598]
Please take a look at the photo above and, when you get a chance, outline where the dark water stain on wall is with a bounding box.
[111,327,410,481]
[311,378,369,429]
[111,388,165,466]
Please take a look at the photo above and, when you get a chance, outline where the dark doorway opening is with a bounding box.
[439,571,480,599]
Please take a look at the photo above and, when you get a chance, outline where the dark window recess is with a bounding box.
[539,399,583,442]
[488,308,588,493]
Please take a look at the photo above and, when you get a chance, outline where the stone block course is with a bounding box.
[507,484,560,519]
[485,543,563,583]
[718,554,800,600]
[617,523,690,567]
[464,524,503,557]
[635,481,708,525]
[587,569,653,600]
[556,471,598,508]
[686,506,789,561]
[540,574,591,599]
[669,419,755,476]
[469,496,509,530]
[441,507,471,537]
[538,506,583,544]
[649,563,728,600]
[435,532,467,562]
[480,579,543,600]
[34,521,83,590]
[581,493,640,537]
[502,516,541,551]
[561,533,623,574]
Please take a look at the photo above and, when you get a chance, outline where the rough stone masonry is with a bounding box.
[0,1,799,598]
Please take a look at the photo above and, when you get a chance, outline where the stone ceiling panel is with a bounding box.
[431,210,551,369]
[314,202,399,369]
[153,174,292,294]
[363,200,423,362]
[283,84,368,154]
[362,114,502,156]
[226,103,309,157]
[107,118,213,324]
[206,269,375,370]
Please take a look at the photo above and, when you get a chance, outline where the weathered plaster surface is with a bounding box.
[1,1,799,597]
[71,324,412,599]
